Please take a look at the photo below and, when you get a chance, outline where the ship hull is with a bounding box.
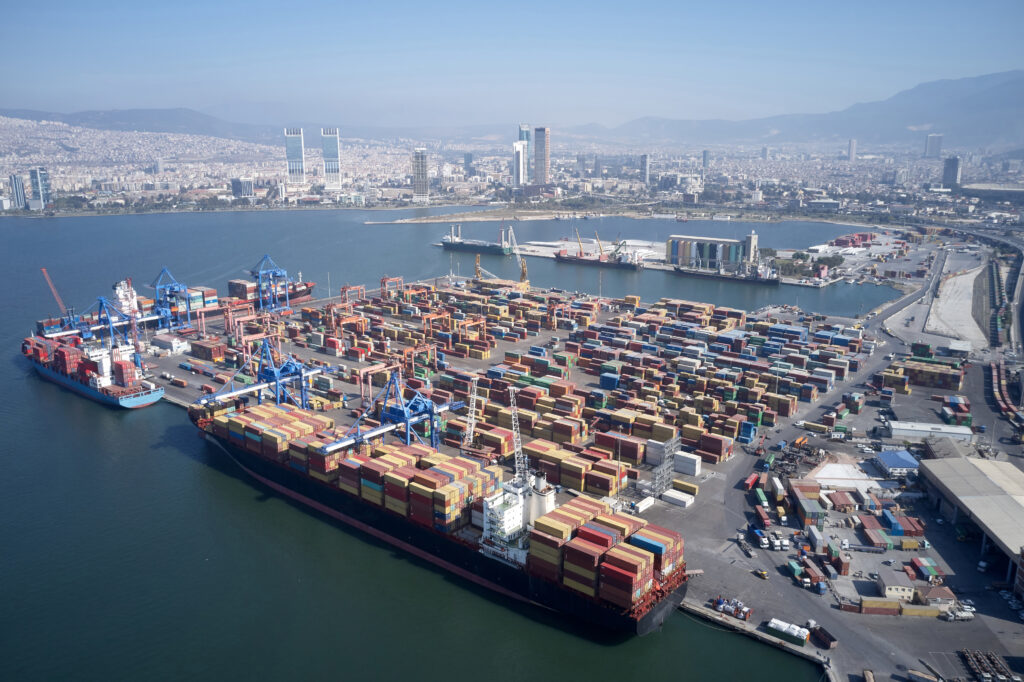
[441,241,512,256]
[31,361,164,408]
[671,266,780,286]
[554,254,643,270]
[203,433,685,635]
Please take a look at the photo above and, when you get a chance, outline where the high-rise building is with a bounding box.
[761,146,769,160]
[702,150,710,170]
[924,133,943,158]
[534,127,550,184]
[848,139,857,162]
[29,168,51,207]
[942,156,963,188]
[640,154,650,185]
[412,148,429,203]
[284,128,306,184]
[321,128,341,188]
[9,174,26,209]
[231,178,255,198]
[576,154,587,178]
[518,125,531,182]
[512,141,529,188]
[463,153,474,176]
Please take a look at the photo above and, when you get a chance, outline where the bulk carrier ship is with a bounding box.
[439,224,513,256]
[187,399,688,635]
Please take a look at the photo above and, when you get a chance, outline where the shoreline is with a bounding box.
[1,202,898,233]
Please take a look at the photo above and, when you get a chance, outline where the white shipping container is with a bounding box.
[673,453,702,476]
[662,490,694,508]
[634,497,656,513]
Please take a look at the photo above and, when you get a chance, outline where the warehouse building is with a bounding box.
[919,458,1024,594]
[876,449,919,478]
[884,421,974,443]
[876,569,915,601]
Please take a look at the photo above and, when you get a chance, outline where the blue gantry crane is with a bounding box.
[314,369,463,456]
[250,254,290,312]
[198,337,320,409]
[151,267,193,331]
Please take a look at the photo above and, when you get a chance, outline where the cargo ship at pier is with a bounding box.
[671,266,780,286]
[555,229,645,271]
[439,224,513,256]
[187,399,688,635]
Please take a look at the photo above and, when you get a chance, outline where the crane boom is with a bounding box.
[595,231,605,257]
[40,268,68,316]
[575,226,585,257]
[507,224,528,284]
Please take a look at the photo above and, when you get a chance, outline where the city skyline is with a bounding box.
[2,1,1021,128]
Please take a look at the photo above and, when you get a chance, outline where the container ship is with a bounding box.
[440,224,513,256]
[187,399,688,634]
[22,335,163,408]
[36,273,315,337]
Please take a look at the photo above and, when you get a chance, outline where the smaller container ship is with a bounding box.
[439,224,513,256]
[24,277,164,408]
[22,335,164,408]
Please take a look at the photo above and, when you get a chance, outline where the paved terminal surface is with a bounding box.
[924,262,989,349]
[142,276,1024,681]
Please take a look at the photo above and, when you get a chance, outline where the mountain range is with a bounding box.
[3,70,1023,149]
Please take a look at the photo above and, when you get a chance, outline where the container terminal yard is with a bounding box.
[23,234,1024,680]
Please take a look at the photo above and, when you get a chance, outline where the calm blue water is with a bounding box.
[0,208,858,681]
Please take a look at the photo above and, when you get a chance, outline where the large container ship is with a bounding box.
[439,224,513,256]
[187,400,687,634]
[22,335,163,408]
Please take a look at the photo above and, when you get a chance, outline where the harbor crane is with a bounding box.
[250,254,291,312]
[506,224,528,284]
[317,368,464,455]
[151,267,194,331]
[198,337,324,409]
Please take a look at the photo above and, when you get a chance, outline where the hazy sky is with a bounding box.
[2,0,1022,128]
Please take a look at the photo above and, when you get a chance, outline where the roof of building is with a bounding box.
[888,421,974,437]
[924,437,974,460]
[878,569,914,589]
[877,449,919,471]
[919,458,1024,557]
[917,585,955,602]
[947,340,972,352]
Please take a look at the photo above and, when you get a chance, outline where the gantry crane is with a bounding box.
[151,267,193,331]
[250,254,291,312]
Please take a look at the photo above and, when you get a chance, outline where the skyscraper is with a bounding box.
[848,139,857,162]
[512,141,529,188]
[761,146,769,161]
[518,124,531,183]
[576,154,587,178]
[463,153,474,176]
[284,128,306,184]
[702,150,710,170]
[412,148,429,203]
[321,128,341,188]
[29,168,51,207]
[534,127,550,185]
[639,154,650,185]
[9,174,26,209]
[924,133,943,158]
[231,178,255,198]
[942,156,963,188]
